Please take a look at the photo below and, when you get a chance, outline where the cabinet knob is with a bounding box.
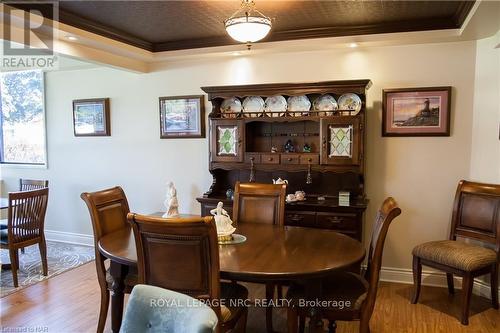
[268,157,273,161]
[327,216,343,224]
[287,157,292,162]
[308,158,312,162]
[250,157,255,161]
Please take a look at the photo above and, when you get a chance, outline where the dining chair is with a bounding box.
[80,186,138,333]
[232,182,287,225]
[286,197,401,333]
[128,213,248,333]
[120,284,218,333]
[0,188,49,288]
[20,179,49,191]
[411,180,500,325]
[232,181,287,332]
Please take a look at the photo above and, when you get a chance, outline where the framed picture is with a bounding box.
[73,98,110,136]
[382,87,451,137]
[159,95,205,139]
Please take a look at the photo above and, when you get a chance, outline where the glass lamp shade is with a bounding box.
[225,16,272,43]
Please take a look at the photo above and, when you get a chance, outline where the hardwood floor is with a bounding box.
[1,261,499,332]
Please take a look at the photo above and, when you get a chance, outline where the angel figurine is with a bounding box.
[210,202,236,237]
[162,182,179,218]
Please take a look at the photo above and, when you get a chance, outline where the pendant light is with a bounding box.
[224,0,272,49]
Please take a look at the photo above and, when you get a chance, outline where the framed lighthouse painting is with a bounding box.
[382,87,451,137]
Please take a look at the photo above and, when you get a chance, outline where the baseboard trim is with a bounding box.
[45,229,94,247]
[379,266,500,300]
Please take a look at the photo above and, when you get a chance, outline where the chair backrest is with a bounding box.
[128,213,222,317]
[120,284,218,333]
[80,186,130,246]
[19,179,48,191]
[362,197,401,319]
[7,188,49,244]
[232,182,286,225]
[449,180,500,252]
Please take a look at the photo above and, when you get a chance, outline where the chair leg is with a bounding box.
[265,283,275,333]
[298,315,305,333]
[359,312,371,333]
[287,306,298,333]
[9,248,19,288]
[328,320,337,333]
[446,273,455,295]
[39,237,48,276]
[461,273,473,325]
[411,256,422,304]
[97,289,110,333]
[491,264,499,309]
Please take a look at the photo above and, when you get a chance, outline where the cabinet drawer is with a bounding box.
[285,211,316,227]
[300,154,319,165]
[261,154,279,164]
[281,154,300,165]
[245,153,261,164]
[316,212,357,230]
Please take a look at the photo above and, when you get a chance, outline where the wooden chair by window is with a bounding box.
[120,284,218,333]
[411,180,500,325]
[232,181,286,332]
[17,179,48,254]
[0,188,49,288]
[20,179,49,191]
[128,213,248,333]
[81,187,138,333]
[286,197,401,333]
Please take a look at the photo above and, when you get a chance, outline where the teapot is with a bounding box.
[273,178,288,185]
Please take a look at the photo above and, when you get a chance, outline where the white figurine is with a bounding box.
[163,182,179,218]
[210,202,236,237]
[273,177,288,185]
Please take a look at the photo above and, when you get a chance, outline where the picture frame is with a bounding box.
[72,98,110,137]
[159,95,205,139]
[382,87,451,137]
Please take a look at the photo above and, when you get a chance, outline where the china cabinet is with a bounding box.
[197,80,372,241]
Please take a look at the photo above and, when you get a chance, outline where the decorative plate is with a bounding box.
[265,95,287,115]
[313,94,338,111]
[243,96,265,113]
[338,93,362,114]
[218,233,247,245]
[220,97,242,113]
[287,95,311,112]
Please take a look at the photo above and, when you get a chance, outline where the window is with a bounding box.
[0,70,46,165]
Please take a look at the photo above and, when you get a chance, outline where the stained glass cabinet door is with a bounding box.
[210,119,244,162]
[320,117,361,166]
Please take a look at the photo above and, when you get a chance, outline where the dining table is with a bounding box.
[98,220,366,333]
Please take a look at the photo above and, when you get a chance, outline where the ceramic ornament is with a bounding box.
[163,181,179,217]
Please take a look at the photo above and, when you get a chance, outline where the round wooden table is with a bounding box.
[98,223,365,333]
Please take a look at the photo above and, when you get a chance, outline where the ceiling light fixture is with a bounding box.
[349,42,358,48]
[224,0,271,50]
[66,35,78,41]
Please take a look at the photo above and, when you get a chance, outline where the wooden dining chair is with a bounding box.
[411,180,500,325]
[81,186,138,333]
[233,181,287,332]
[0,188,49,288]
[128,213,249,333]
[232,182,287,225]
[20,179,49,191]
[286,197,401,333]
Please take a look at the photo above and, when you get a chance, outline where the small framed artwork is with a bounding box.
[382,87,451,137]
[159,95,205,139]
[73,98,110,136]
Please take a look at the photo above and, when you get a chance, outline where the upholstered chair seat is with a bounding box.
[119,284,218,333]
[413,240,497,271]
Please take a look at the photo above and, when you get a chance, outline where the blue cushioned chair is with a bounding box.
[120,284,218,333]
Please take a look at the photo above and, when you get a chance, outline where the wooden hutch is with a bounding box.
[197,80,372,241]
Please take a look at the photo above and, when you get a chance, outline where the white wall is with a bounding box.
[1,40,478,272]
[470,31,500,183]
